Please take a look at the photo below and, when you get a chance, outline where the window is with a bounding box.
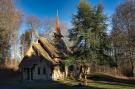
[43,67,46,75]
[38,67,40,75]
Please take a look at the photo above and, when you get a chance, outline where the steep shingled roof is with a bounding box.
[20,36,67,68]
[32,43,56,63]
[38,37,61,58]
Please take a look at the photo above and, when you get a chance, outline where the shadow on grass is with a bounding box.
[0,68,135,89]
[89,74,135,88]
[0,68,103,89]
[0,80,105,89]
[24,80,104,89]
[0,68,21,81]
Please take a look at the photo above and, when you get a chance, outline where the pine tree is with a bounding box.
[68,0,110,83]
[68,0,95,85]
[69,0,93,43]
[93,3,111,65]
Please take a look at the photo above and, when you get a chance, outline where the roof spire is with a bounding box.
[54,10,63,38]
[55,10,60,34]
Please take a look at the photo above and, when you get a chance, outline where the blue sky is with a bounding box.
[13,0,125,60]
[15,0,124,30]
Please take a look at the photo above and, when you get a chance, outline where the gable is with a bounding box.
[32,43,56,64]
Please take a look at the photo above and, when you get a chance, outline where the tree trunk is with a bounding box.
[79,66,83,79]
[84,66,89,86]
[65,66,68,78]
[13,36,17,60]
[52,65,63,80]
[84,74,88,86]
[131,62,134,77]
[114,67,117,76]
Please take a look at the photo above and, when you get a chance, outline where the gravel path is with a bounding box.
[0,85,24,89]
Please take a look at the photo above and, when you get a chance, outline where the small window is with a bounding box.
[38,67,40,75]
[43,68,46,75]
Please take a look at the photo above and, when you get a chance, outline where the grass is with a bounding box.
[21,80,135,89]
[89,81,135,89]
[0,70,135,89]
[58,78,135,89]
[0,78,134,89]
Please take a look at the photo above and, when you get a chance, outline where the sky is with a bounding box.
[13,0,125,60]
[15,0,124,29]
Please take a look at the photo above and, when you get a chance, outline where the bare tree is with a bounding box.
[26,16,41,42]
[20,29,33,58]
[0,0,22,63]
[111,0,135,76]
[43,17,54,39]
[11,10,22,60]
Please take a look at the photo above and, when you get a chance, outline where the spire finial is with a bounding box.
[57,10,58,16]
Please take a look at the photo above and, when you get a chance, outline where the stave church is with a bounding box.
[19,14,68,81]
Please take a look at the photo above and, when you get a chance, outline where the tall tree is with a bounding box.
[111,0,135,77]
[0,0,22,63]
[10,10,22,60]
[69,0,94,85]
[20,30,32,58]
[42,17,54,39]
[26,16,41,42]
[93,3,110,65]
[68,0,109,83]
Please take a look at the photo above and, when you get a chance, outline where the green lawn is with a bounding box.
[17,79,134,89]
[88,81,135,89]
[0,74,135,89]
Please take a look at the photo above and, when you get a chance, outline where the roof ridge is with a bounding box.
[33,43,56,64]
[38,37,60,57]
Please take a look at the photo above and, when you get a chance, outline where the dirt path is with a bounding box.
[0,85,24,89]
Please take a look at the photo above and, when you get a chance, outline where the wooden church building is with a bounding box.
[19,15,68,81]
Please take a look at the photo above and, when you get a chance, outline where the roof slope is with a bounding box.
[20,36,68,68]
[38,37,62,58]
[32,43,56,63]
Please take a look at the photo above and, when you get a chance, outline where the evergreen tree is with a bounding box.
[68,0,95,84]
[93,3,111,65]
[69,0,93,46]
[68,0,110,83]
